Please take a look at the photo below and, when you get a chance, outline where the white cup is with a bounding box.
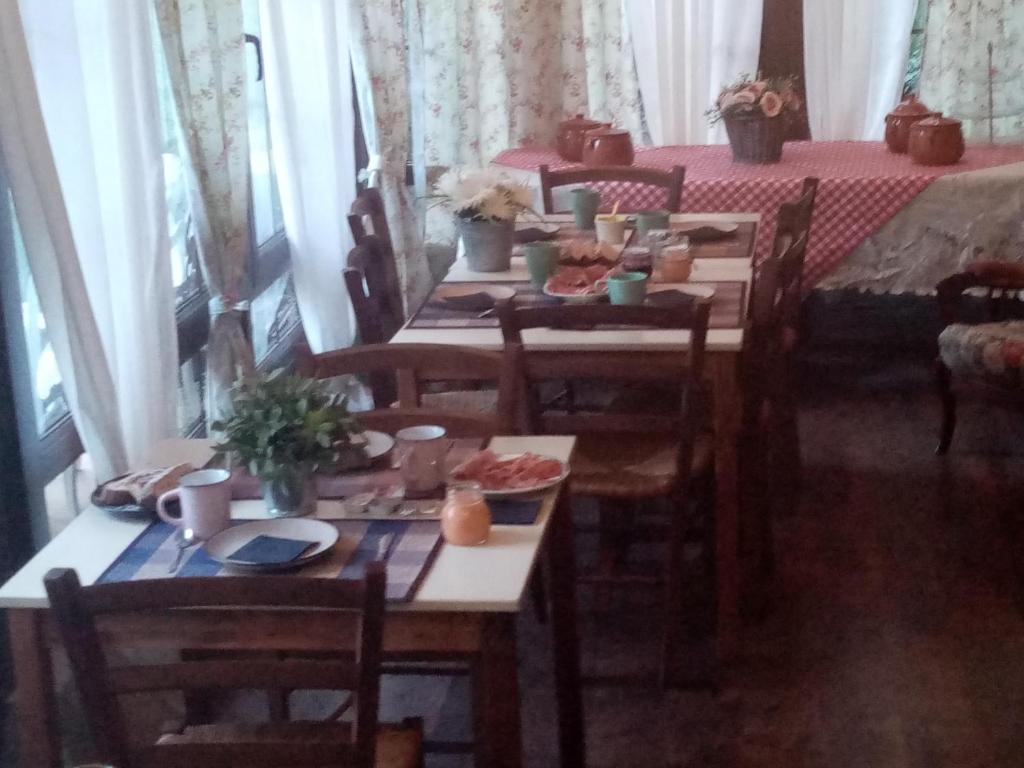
[594,215,627,245]
[156,469,232,540]
[395,425,450,496]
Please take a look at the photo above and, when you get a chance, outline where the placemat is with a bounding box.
[409,281,746,330]
[97,518,442,603]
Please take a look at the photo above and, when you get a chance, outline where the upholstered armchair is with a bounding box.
[935,261,1024,454]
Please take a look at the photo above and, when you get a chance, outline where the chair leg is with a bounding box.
[528,569,549,624]
[659,492,691,689]
[935,359,957,455]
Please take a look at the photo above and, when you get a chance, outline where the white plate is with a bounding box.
[434,284,516,302]
[361,430,394,461]
[673,283,716,299]
[542,286,607,303]
[675,220,738,235]
[204,518,339,572]
[454,452,570,499]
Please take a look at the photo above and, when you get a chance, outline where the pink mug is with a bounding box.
[156,468,232,540]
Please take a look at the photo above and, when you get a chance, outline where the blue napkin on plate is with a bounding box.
[489,498,542,525]
[228,534,317,565]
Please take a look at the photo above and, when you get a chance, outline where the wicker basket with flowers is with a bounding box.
[707,75,801,164]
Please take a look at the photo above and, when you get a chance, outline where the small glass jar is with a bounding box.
[441,481,491,546]
[657,241,693,283]
[621,245,653,276]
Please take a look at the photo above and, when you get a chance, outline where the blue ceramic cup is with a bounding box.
[523,241,560,287]
[635,210,671,237]
[571,188,601,230]
[607,271,648,305]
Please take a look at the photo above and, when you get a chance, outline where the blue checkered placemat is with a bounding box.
[97,519,443,603]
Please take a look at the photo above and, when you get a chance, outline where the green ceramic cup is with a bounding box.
[607,271,648,305]
[523,241,560,287]
[571,188,601,230]
[635,210,671,237]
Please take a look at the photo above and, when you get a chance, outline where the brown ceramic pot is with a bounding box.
[581,127,634,166]
[908,116,965,166]
[884,96,939,154]
[556,114,608,162]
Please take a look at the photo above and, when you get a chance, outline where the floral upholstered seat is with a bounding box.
[938,321,1024,389]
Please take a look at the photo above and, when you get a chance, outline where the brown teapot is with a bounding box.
[582,127,635,166]
[908,116,965,166]
[556,114,608,162]
[884,96,939,154]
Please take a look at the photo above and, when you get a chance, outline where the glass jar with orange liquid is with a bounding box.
[440,481,491,546]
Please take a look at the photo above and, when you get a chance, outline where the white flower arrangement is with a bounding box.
[434,167,535,222]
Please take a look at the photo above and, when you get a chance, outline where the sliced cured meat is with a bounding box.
[450,451,566,491]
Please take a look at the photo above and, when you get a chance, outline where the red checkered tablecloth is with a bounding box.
[492,141,1024,287]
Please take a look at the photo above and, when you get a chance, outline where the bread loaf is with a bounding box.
[97,463,194,510]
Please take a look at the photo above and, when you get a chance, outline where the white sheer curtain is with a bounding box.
[803,0,917,140]
[3,0,179,481]
[259,0,356,353]
[627,0,764,145]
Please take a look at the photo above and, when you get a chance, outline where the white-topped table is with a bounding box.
[1,435,583,768]
[393,213,759,662]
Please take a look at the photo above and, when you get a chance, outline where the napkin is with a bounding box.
[433,291,496,312]
[227,535,317,565]
[489,498,543,525]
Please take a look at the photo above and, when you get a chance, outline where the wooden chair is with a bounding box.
[934,261,1024,454]
[345,236,405,345]
[295,342,517,438]
[498,299,711,686]
[43,564,423,768]
[739,232,809,612]
[348,188,397,267]
[538,164,686,214]
[770,176,819,328]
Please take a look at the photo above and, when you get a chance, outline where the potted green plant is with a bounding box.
[434,168,535,271]
[212,369,362,517]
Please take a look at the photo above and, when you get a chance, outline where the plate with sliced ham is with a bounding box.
[543,264,617,302]
[449,449,570,498]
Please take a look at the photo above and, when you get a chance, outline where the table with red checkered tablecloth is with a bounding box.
[492,141,1024,288]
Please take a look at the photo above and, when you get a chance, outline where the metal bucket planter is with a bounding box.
[459,217,515,272]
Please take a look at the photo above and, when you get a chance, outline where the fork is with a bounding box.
[375,532,395,562]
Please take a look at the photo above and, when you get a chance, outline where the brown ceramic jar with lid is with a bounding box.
[908,116,965,166]
[884,95,940,153]
[556,114,608,162]
[581,127,635,166]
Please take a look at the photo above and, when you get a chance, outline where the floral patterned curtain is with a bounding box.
[417,0,643,169]
[156,0,255,421]
[919,0,1024,142]
[349,0,431,308]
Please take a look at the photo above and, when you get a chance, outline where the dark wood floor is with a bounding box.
[6,353,1024,767]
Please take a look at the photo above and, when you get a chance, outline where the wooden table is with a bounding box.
[0,436,583,768]
[393,212,758,663]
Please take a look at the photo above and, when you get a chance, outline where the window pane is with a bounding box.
[244,0,285,245]
[178,350,207,437]
[251,273,300,363]
[152,17,201,306]
[9,193,69,436]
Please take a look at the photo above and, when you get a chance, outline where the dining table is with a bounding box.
[392,212,759,664]
[0,434,583,768]
[492,140,1024,289]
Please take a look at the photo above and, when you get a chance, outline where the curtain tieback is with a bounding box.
[209,295,251,315]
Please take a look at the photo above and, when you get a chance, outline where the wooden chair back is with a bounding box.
[44,564,387,768]
[538,164,686,214]
[743,233,809,427]
[771,177,818,320]
[295,342,517,436]
[346,236,405,343]
[348,187,395,258]
[936,264,1024,327]
[497,299,710,437]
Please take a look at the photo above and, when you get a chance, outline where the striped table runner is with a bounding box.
[410,281,746,330]
[97,518,442,603]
